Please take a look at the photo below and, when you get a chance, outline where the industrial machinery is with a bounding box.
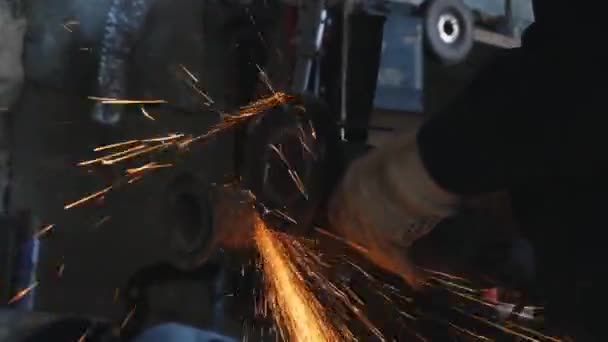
[1,0,541,340]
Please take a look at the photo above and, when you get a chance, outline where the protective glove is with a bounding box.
[0,4,27,109]
[329,132,459,289]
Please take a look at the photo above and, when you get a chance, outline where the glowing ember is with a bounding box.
[88,96,167,105]
[64,186,112,210]
[33,224,55,239]
[254,216,339,342]
[179,92,291,148]
[126,162,172,175]
[8,282,38,305]
[94,140,139,152]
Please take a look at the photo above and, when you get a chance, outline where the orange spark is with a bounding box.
[101,144,166,165]
[504,321,563,342]
[64,186,112,210]
[33,224,55,239]
[79,144,147,166]
[179,92,291,148]
[8,282,38,305]
[142,133,184,143]
[87,96,167,105]
[430,276,477,293]
[94,140,139,152]
[314,227,370,255]
[126,162,172,175]
[254,216,339,342]
[454,307,540,342]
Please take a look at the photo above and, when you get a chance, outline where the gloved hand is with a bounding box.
[0,4,27,109]
[329,132,459,289]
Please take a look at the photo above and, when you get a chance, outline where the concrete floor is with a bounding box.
[6,0,503,338]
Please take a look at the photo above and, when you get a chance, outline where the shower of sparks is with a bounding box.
[76,93,290,175]
[126,162,172,175]
[128,175,144,184]
[87,96,167,105]
[33,224,55,239]
[312,225,565,341]
[140,105,155,120]
[281,233,385,341]
[179,92,291,148]
[64,186,112,210]
[93,140,139,152]
[254,216,340,342]
[8,282,38,305]
[120,306,137,330]
[64,81,562,340]
[454,307,541,342]
[142,133,185,143]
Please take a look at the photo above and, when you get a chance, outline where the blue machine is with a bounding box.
[372,0,534,113]
[373,6,424,112]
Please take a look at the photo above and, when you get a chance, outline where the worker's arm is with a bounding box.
[328,50,525,287]
[329,25,607,287]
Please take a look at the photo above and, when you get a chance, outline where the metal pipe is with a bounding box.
[291,0,326,93]
[93,0,156,125]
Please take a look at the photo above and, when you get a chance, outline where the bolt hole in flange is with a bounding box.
[164,173,215,270]
[242,95,341,235]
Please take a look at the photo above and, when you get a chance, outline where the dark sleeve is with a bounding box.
[417,35,607,196]
[417,49,528,195]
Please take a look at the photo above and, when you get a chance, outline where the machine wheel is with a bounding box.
[424,0,474,64]
[241,95,341,235]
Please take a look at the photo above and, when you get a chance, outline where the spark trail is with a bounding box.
[254,216,339,342]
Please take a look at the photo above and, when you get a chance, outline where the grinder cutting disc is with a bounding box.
[241,95,341,235]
